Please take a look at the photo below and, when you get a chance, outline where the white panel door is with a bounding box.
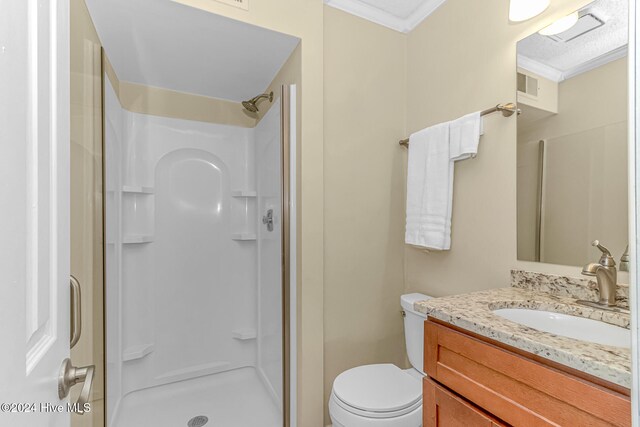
[0,0,71,426]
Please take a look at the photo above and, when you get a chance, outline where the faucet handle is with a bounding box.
[592,240,611,256]
[620,245,630,272]
[592,240,616,266]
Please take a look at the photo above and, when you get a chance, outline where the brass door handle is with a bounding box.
[58,358,95,414]
[70,275,81,349]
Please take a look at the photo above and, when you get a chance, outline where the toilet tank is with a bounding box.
[401,293,432,375]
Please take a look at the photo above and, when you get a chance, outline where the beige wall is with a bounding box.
[323,6,407,424]
[103,57,257,127]
[70,0,104,426]
[119,81,257,127]
[404,0,598,298]
[519,58,628,140]
[518,58,628,267]
[517,138,543,262]
[541,122,627,265]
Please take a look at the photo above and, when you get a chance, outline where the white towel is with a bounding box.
[405,112,481,250]
[405,122,451,250]
[450,112,481,161]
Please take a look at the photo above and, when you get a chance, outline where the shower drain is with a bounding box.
[187,415,209,427]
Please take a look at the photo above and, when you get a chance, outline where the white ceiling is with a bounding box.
[84,0,300,102]
[517,0,628,82]
[324,0,446,33]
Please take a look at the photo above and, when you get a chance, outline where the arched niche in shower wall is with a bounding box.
[153,148,256,382]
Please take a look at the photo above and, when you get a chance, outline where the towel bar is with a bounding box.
[399,102,518,147]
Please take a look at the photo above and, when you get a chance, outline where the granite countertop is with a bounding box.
[414,274,632,389]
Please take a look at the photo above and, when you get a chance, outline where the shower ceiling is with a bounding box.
[84,0,299,102]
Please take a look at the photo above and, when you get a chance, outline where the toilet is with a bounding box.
[329,293,432,427]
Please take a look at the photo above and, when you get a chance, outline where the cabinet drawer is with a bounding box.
[424,377,507,427]
[424,319,630,427]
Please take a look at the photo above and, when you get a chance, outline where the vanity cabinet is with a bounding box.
[423,318,631,427]
[424,377,507,426]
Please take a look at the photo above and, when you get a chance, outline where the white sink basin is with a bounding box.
[492,308,630,349]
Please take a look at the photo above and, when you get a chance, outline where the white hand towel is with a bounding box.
[405,112,481,250]
[450,112,481,161]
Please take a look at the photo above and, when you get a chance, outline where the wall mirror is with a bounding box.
[516,0,629,267]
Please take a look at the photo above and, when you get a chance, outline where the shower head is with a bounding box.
[241,91,273,113]
[242,100,259,113]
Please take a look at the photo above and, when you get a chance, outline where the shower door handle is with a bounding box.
[70,275,81,349]
[262,209,274,232]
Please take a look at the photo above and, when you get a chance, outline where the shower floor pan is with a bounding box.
[114,367,281,427]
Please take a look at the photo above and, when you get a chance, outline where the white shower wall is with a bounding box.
[105,78,283,426]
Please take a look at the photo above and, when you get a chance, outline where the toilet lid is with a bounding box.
[332,364,422,413]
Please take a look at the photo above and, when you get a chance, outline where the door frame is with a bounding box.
[281,83,298,427]
[630,0,639,424]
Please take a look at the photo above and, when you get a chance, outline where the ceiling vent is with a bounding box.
[212,0,248,11]
[546,13,604,42]
[517,72,539,98]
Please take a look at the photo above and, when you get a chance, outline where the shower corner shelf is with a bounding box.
[122,343,155,362]
[123,235,154,244]
[232,328,257,340]
[231,190,257,198]
[122,185,155,194]
[231,233,256,241]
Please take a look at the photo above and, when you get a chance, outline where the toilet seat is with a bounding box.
[331,364,422,419]
[332,390,422,419]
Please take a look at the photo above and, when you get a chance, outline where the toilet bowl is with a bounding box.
[329,364,423,427]
[329,294,432,427]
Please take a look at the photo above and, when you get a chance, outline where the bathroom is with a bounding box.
[0,0,637,426]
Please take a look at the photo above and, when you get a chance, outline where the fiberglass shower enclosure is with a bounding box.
[92,2,299,425]
[105,92,287,427]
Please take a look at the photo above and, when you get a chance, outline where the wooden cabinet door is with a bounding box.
[424,378,507,427]
[424,319,631,427]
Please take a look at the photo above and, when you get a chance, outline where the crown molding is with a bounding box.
[518,45,628,83]
[517,54,565,82]
[324,0,446,33]
[402,0,447,32]
[562,44,628,80]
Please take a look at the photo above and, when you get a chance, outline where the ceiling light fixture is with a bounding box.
[509,0,550,22]
[538,11,580,36]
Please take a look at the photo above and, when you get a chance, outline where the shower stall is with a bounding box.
[83,1,300,425]
[104,84,291,427]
